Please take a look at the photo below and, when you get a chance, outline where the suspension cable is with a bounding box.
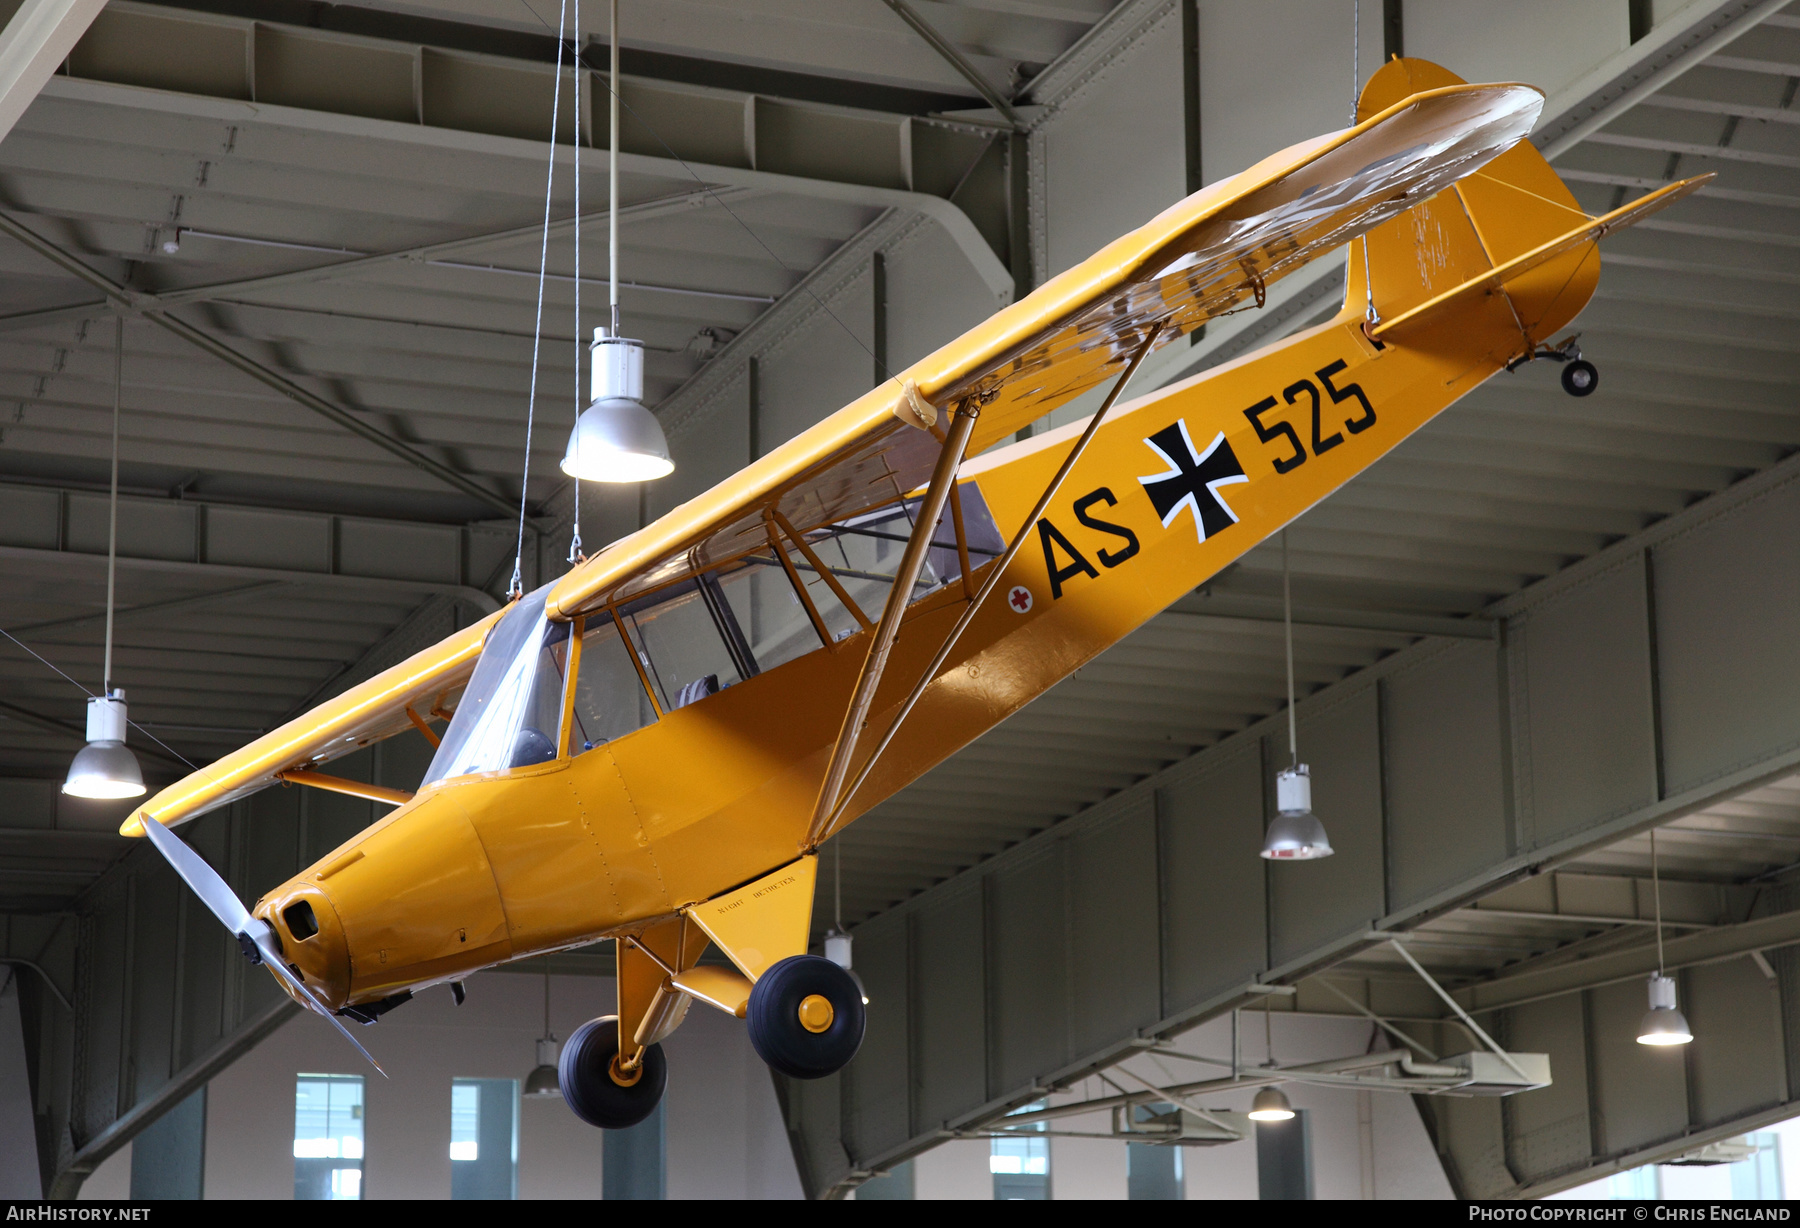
[509,0,571,599]
[568,0,585,565]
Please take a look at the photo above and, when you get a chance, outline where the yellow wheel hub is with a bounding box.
[797,993,835,1034]
[609,1053,644,1087]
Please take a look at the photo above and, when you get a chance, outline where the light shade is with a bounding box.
[1248,1086,1295,1121]
[1637,974,1692,1046]
[561,329,672,483]
[524,1037,562,1097]
[561,398,673,482]
[63,693,145,799]
[1260,765,1332,860]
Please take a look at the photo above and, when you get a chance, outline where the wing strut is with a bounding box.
[810,322,1164,847]
[804,401,982,848]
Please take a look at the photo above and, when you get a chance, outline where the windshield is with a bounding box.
[423,583,570,785]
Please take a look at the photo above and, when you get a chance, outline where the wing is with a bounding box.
[121,606,507,835]
[548,80,1543,620]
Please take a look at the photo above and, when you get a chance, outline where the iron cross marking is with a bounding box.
[1138,420,1249,543]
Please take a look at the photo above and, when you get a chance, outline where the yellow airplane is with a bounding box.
[123,59,1707,1129]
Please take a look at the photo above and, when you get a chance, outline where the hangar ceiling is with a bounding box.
[2,0,1798,955]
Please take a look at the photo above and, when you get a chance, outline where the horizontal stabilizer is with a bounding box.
[1368,174,1712,344]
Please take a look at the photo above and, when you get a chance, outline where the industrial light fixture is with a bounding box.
[64,319,145,801]
[523,960,562,1098]
[560,0,672,485]
[1261,530,1331,860]
[1248,1085,1295,1122]
[1637,828,1693,1047]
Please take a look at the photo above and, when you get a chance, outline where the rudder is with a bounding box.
[1348,58,1599,356]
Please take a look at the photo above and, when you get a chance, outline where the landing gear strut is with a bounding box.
[559,1015,666,1128]
[1508,334,1598,397]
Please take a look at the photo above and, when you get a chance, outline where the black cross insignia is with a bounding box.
[1138,421,1249,543]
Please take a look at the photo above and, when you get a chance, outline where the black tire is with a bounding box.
[746,955,866,1079]
[1561,359,1598,397]
[558,1015,666,1128]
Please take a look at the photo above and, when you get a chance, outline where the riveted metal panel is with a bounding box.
[254,26,418,123]
[1587,978,1689,1155]
[987,842,1067,1096]
[203,507,333,573]
[1686,958,1785,1125]
[1502,996,1593,1181]
[1269,685,1384,965]
[66,494,195,562]
[1158,743,1265,1013]
[0,486,59,549]
[126,872,180,1106]
[910,880,985,1131]
[1515,558,1656,847]
[1654,478,1800,797]
[1069,797,1160,1055]
[1383,642,1506,910]
[337,520,461,585]
[841,919,909,1160]
[77,887,127,1143]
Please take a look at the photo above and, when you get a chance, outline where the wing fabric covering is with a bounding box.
[121,606,505,836]
[549,81,1544,621]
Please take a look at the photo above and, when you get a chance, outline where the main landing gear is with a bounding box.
[745,955,867,1079]
[559,1015,667,1129]
[1508,334,1598,397]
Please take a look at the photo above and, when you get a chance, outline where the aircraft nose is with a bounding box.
[256,884,352,1010]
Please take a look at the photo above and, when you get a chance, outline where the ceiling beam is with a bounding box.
[0,0,107,143]
[0,211,520,518]
[1167,592,1498,640]
[0,542,499,610]
[880,0,1020,129]
[13,582,290,637]
[1458,906,1800,1014]
[41,76,1014,305]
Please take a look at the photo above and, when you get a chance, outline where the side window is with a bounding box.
[621,576,755,712]
[569,614,657,751]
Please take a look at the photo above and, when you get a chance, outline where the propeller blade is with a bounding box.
[137,814,385,1077]
[139,813,251,934]
[249,926,387,1077]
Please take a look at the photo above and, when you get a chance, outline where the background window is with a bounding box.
[1127,1140,1183,1199]
[450,1077,518,1200]
[990,1100,1049,1200]
[1256,1108,1312,1200]
[294,1074,363,1201]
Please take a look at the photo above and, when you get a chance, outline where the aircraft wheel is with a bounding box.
[1561,359,1598,397]
[746,954,866,1079]
[559,1015,666,1128]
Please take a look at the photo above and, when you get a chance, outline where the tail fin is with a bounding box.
[1348,58,1613,355]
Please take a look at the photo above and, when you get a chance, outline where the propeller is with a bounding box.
[139,814,386,1076]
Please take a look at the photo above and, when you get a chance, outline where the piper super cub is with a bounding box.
[126,59,1707,1129]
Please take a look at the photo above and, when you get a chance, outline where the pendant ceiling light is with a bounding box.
[1248,1085,1295,1122]
[561,0,672,484]
[1637,829,1693,1046]
[1261,531,1330,860]
[523,961,563,1098]
[64,319,145,801]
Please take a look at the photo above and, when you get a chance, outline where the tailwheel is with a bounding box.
[1561,358,1598,397]
[559,1015,666,1128]
[746,955,866,1079]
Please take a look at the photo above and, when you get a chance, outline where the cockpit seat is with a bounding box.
[509,726,558,767]
[674,675,720,710]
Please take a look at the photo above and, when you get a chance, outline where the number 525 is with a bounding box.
[1243,359,1375,474]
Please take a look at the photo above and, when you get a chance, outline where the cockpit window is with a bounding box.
[423,584,571,784]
